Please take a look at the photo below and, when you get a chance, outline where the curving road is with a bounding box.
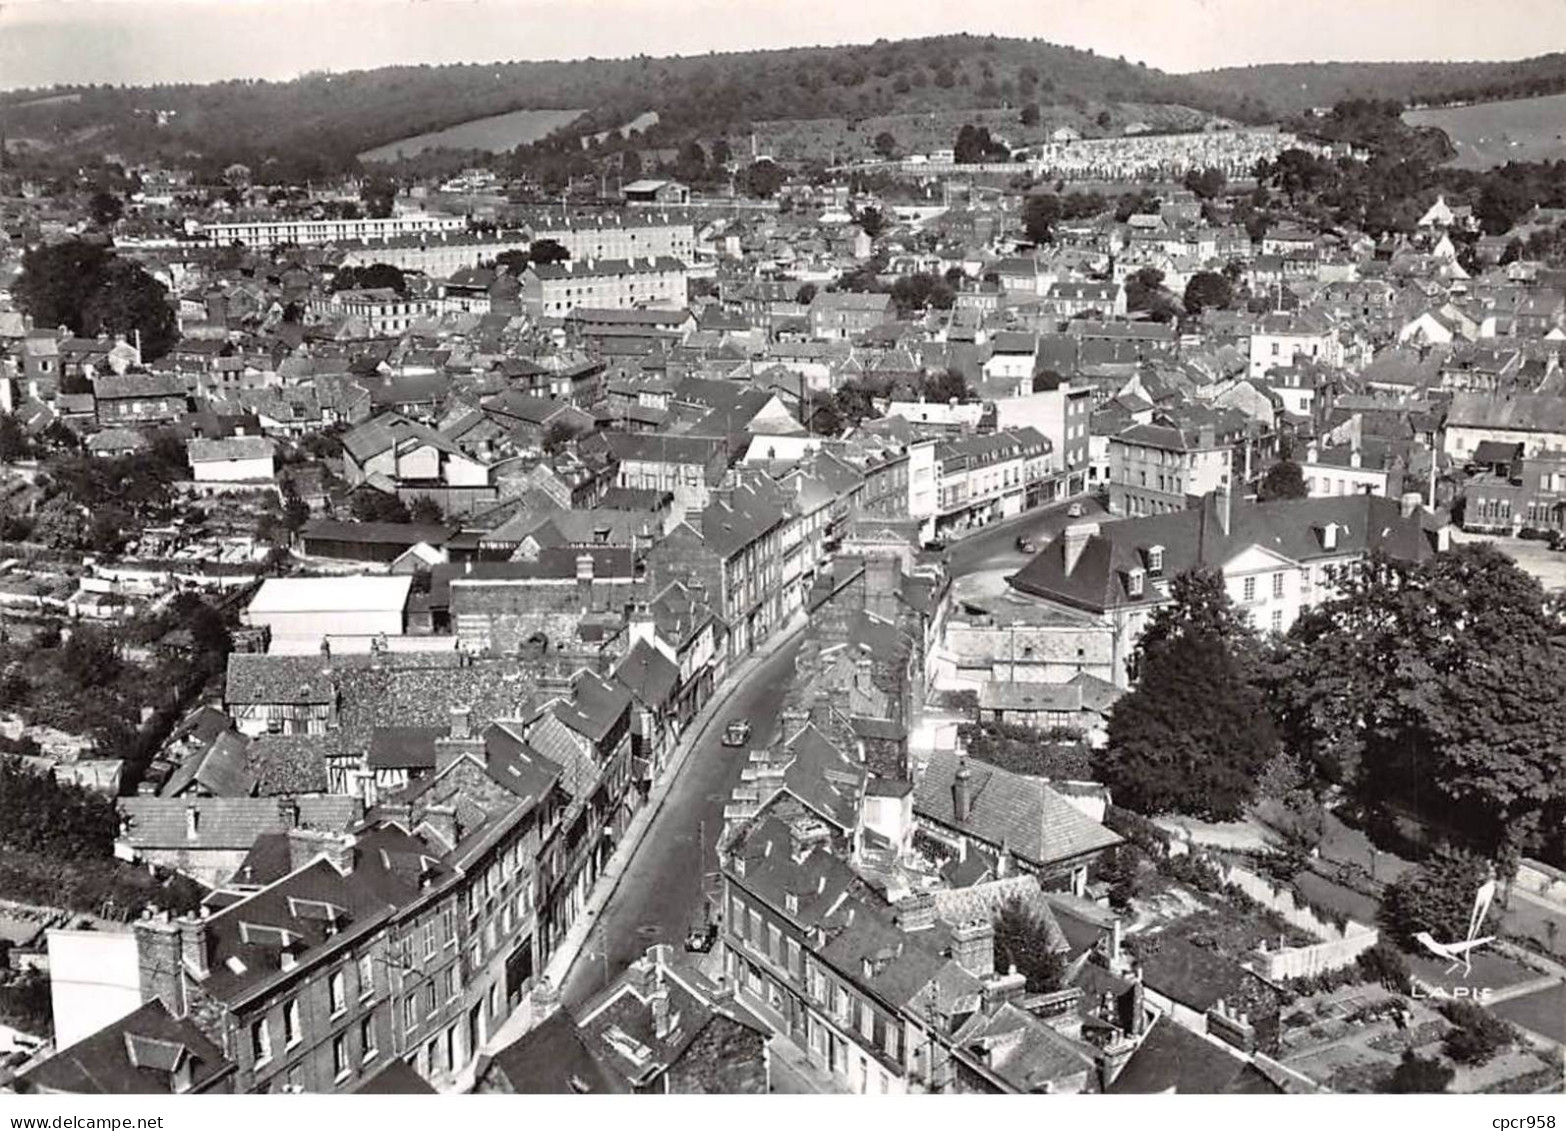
[555,495,1108,1010]
[559,637,804,1010]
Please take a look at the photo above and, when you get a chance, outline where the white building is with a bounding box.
[201,212,466,249]
[242,576,413,653]
[187,436,277,482]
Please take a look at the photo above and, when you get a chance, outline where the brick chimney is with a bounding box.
[952,757,973,823]
[950,919,995,978]
[448,704,471,741]
[178,913,211,981]
[1061,522,1098,576]
[134,914,186,1017]
[983,965,1028,1009]
[894,891,937,933]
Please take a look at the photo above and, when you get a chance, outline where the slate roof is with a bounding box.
[16,1000,232,1095]
[187,436,276,463]
[1009,493,1442,613]
[161,730,257,798]
[118,796,358,851]
[1107,1015,1279,1095]
[613,639,681,710]
[914,747,1121,869]
[1446,392,1566,434]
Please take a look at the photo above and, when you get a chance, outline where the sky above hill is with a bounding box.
[2,0,1564,91]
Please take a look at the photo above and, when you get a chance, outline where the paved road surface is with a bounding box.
[559,637,804,1011]
[554,494,1110,1010]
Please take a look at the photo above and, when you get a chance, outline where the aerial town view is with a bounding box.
[0,0,1564,1110]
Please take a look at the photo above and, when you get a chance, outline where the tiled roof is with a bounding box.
[914,747,1121,868]
[118,796,358,850]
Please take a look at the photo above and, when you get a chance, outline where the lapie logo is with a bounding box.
[1414,878,1496,979]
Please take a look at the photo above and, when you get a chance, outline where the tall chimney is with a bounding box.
[449,704,472,741]
[179,915,210,981]
[576,553,595,610]
[134,916,186,1017]
[952,757,973,823]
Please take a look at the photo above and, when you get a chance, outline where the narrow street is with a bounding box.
[558,637,804,1011]
[553,497,1109,1012]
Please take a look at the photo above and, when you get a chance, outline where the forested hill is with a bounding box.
[1188,53,1566,116]
[0,35,1270,178]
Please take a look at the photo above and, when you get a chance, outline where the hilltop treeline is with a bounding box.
[0,35,1272,180]
[1194,52,1566,116]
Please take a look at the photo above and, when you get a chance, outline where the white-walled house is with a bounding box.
[187,436,277,482]
[1008,492,1446,686]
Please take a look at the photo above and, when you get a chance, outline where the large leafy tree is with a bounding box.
[1183,271,1234,316]
[1258,457,1308,501]
[1098,570,1277,820]
[1271,544,1566,856]
[14,240,177,360]
[1379,846,1491,948]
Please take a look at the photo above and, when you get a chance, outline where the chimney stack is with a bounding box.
[185,803,200,841]
[1062,523,1098,576]
[894,892,937,933]
[178,915,210,981]
[983,965,1028,1010]
[134,915,186,1017]
[950,919,995,978]
[576,553,595,609]
[449,704,471,741]
[952,757,973,823]
[1400,491,1422,518]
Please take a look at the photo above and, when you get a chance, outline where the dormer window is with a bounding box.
[1128,568,1145,599]
[1147,545,1165,576]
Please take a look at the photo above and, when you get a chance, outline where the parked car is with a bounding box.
[685,920,718,952]
[1015,535,1036,553]
[1066,501,1085,517]
[722,720,752,747]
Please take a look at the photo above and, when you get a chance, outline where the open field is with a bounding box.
[359,107,584,161]
[1404,93,1566,169]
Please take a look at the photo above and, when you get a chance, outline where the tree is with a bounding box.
[873,131,898,159]
[349,489,410,524]
[408,497,445,525]
[31,495,90,550]
[0,414,32,462]
[1440,1000,1515,1066]
[496,249,530,275]
[360,179,396,219]
[14,241,177,361]
[1097,570,1276,820]
[1182,167,1228,200]
[743,159,785,199]
[1023,193,1064,244]
[890,273,954,316]
[528,239,569,265]
[333,262,407,295]
[993,897,1066,993]
[1183,271,1234,316]
[854,206,886,239]
[542,419,578,454]
[1095,110,1112,129]
[795,283,818,306]
[89,191,124,227]
[1258,458,1308,501]
[1381,847,1492,949]
[1384,1050,1454,1094]
[954,124,1007,164]
[1020,103,1041,127]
